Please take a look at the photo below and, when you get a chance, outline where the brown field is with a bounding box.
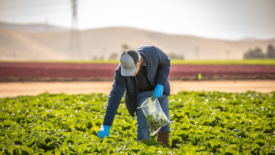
[0,80,274,98]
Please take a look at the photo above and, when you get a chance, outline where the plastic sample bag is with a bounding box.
[137,97,170,135]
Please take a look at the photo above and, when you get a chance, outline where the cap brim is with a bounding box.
[121,65,137,76]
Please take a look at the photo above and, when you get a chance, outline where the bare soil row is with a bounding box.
[1,80,274,98]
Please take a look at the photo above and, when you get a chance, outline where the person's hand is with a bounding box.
[153,84,163,100]
[97,125,110,138]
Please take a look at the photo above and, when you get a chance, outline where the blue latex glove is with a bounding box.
[97,125,110,138]
[153,84,163,100]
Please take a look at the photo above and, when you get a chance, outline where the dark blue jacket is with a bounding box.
[103,45,171,126]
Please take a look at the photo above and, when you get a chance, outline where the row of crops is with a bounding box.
[0,91,274,154]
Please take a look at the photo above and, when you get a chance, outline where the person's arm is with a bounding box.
[154,47,171,86]
[103,65,126,126]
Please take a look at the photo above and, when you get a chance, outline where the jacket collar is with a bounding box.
[139,52,147,66]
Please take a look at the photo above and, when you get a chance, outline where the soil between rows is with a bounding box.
[0,80,274,98]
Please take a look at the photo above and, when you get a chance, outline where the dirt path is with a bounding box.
[0,80,274,98]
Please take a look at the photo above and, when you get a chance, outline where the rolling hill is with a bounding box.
[0,22,274,60]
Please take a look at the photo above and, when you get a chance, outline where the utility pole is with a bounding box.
[69,0,81,60]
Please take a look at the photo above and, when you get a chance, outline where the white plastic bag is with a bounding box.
[137,97,170,135]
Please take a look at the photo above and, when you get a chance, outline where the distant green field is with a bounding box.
[1,59,275,65]
[170,59,275,65]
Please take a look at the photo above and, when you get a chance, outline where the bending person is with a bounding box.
[97,45,171,146]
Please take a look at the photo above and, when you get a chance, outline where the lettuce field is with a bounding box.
[0,91,274,155]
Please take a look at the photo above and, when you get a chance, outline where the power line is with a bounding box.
[0,0,70,8]
[0,3,70,11]
[0,13,71,19]
[78,3,275,29]
[78,5,275,33]
[0,8,71,16]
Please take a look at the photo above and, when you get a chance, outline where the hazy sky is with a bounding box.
[0,0,274,40]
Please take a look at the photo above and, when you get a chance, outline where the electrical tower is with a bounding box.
[69,0,81,59]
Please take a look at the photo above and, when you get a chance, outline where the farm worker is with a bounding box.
[97,45,171,146]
